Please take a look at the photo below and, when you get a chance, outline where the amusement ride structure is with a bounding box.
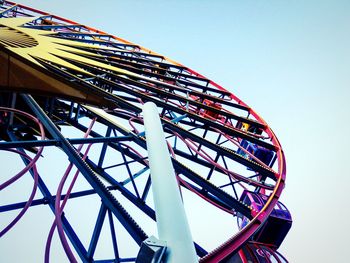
[0,1,292,262]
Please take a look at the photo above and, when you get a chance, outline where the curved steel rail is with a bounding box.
[0,1,289,262]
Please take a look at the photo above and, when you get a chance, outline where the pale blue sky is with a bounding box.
[4,0,350,262]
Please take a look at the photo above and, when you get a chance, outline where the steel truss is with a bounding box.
[0,2,289,262]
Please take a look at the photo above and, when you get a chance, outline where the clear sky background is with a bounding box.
[4,1,350,262]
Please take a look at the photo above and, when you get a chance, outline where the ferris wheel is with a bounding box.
[0,1,292,262]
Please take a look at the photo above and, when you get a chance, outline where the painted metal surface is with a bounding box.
[143,102,197,263]
[0,1,290,262]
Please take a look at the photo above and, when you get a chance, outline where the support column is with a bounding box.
[143,102,198,263]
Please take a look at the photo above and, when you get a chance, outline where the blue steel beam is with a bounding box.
[85,158,156,221]
[116,143,141,199]
[22,94,148,246]
[57,38,140,49]
[86,155,209,257]
[87,203,107,260]
[141,175,152,202]
[94,258,136,263]
[172,159,253,219]
[122,166,149,186]
[69,112,251,220]
[57,32,114,38]
[70,46,187,72]
[103,157,148,170]
[107,209,120,261]
[61,56,248,126]
[0,188,107,212]
[72,69,271,150]
[98,127,112,168]
[0,135,132,149]
[6,131,89,261]
[59,103,211,257]
[25,24,84,30]
[0,4,17,17]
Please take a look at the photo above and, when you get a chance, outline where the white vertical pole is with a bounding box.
[143,102,198,263]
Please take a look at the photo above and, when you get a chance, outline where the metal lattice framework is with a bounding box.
[0,2,290,262]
